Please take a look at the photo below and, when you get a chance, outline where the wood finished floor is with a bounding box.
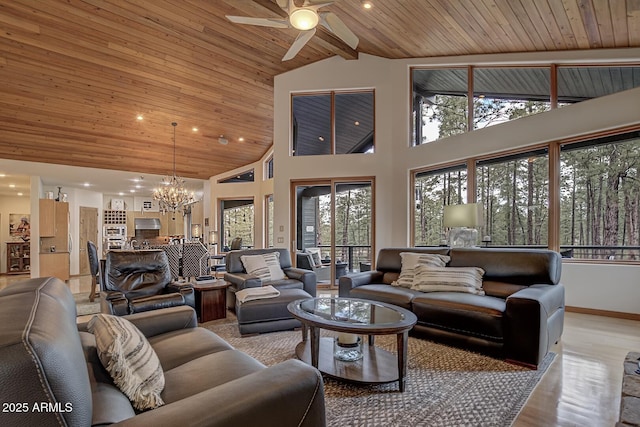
[2,274,638,426]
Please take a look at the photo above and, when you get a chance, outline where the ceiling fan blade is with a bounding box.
[302,0,334,7]
[282,28,316,61]
[225,15,289,28]
[320,12,359,49]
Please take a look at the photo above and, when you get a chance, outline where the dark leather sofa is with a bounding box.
[339,247,565,367]
[0,277,326,426]
[100,249,195,315]
[225,248,317,307]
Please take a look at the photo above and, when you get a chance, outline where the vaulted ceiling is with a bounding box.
[0,0,638,181]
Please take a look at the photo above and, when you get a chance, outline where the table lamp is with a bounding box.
[443,203,482,247]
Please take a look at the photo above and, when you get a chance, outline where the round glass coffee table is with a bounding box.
[287,297,417,392]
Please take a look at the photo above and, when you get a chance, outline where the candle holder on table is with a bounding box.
[334,333,363,362]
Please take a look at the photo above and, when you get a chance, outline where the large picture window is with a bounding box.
[560,131,640,260]
[411,64,640,146]
[476,149,549,247]
[410,127,640,262]
[557,66,640,105]
[412,68,468,146]
[220,199,254,250]
[292,90,375,156]
[473,67,550,130]
[413,164,468,246]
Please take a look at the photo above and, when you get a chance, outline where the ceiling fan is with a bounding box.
[226,0,359,61]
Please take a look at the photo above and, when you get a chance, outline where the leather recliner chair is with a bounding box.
[100,249,195,315]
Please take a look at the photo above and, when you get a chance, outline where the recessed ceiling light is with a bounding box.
[192,127,198,132]
[118,192,124,196]
[218,135,229,145]
[318,136,325,142]
[362,1,373,9]
[238,137,244,142]
[135,184,142,189]
[83,182,90,187]
[9,184,15,188]
[0,173,5,177]
[17,192,23,196]
[354,121,360,126]
[136,115,143,121]
[129,189,135,193]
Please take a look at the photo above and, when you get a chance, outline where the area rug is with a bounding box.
[203,320,554,427]
[73,292,100,316]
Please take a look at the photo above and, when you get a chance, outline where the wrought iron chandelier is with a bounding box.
[152,122,198,213]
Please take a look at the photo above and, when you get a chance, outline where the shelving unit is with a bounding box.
[104,210,127,225]
[7,242,30,274]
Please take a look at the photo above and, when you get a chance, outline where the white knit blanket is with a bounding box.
[235,285,280,304]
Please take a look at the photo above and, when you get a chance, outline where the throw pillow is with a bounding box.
[87,314,165,411]
[410,265,485,295]
[240,252,286,282]
[310,251,322,268]
[306,248,323,267]
[392,252,451,288]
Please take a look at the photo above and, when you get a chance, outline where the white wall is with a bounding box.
[269,49,640,315]
[208,152,273,249]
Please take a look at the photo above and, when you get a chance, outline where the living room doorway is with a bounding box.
[292,178,374,288]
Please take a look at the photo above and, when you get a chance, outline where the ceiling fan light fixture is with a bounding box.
[289,9,318,30]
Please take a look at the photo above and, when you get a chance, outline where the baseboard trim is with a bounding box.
[565,305,640,321]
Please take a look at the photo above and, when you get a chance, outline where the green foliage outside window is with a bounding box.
[560,133,640,260]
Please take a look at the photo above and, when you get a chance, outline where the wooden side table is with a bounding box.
[192,280,231,322]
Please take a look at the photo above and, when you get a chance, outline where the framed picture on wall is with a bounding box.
[9,214,30,241]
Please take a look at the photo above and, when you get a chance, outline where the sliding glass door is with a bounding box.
[293,178,374,287]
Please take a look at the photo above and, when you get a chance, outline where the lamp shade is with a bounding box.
[443,203,482,228]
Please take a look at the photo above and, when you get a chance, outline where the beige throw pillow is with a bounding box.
[392,252,451,288]
[240,252,286,282]
[306,248,323,267]
[410,265,485,295]
[87,314,165,411]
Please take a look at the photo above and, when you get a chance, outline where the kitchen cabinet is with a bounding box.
[39,200,69,249]
[40,252,70,280]
[40,199,69,253]
[39,200,70,280]
[39,199,56,237]
[125,211,184,237]
[6,242,30,274]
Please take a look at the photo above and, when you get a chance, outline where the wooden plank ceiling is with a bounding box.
[0,0,638,180]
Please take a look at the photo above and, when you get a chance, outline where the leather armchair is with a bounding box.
[224,248,317,308]
[100,250,195,315]
[296,251,331,282]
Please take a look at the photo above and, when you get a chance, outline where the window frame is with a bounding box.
[290,89,376,156]
[409,125,640,264]
[410,63,640,147]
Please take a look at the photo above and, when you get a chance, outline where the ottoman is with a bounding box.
[236,288,312,335]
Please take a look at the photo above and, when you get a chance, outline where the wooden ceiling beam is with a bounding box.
[314,29,359,60]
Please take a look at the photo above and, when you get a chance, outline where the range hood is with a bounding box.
[134,218,161,230]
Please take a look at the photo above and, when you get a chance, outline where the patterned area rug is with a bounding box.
[203,319,554,427]
[73,293,100,316]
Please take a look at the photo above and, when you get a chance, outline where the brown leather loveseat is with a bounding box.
[0,277,326,426]
[339,247,565,368]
